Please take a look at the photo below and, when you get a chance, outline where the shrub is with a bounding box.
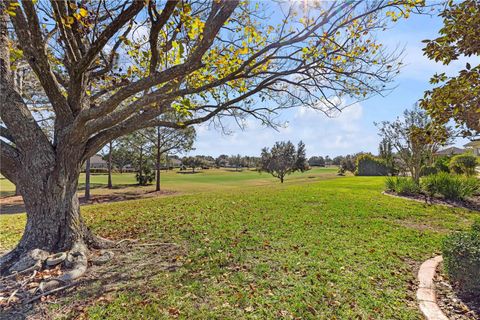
[434,156,451,173]
[340,155,356,174]
[135,163,156,185]
[355,154,389,176]
[449,153,478,176]
[442,220,480,296]
[385,176,396,191]
[420,165,437,177]
[384,176,420,195]
[421,172,480,200]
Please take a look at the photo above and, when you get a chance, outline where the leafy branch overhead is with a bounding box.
[420,0,480,137]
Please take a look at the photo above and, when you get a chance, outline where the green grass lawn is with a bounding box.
[1,173,478,319]
[0,167,338,197]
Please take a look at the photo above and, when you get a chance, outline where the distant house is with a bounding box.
[434,147,466,157]
[82,154,107,172]
[161,157,182,169]
[90,154,108,169]
[464,139,480,156]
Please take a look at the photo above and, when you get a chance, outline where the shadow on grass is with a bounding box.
[0,189,177,215]
[1,243,186,319]
[77,183,137,191]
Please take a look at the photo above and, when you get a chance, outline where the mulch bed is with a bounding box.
[434,263,480,320]
[383,191,480,212]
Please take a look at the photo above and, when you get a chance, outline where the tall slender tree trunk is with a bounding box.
[139,147,143,185]
[85,158,91,201]
[156,127,161,192]
[107,141,113,189]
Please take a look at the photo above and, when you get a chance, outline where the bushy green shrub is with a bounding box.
[135,162,156,185]
[422,172,480,200]
[355,154,389,176]
[434,156,451,173]
[442,220,480,296]
[449,153,478,176]
[420,165,437,177]
[384,177,420,195]
[385,176,396,191]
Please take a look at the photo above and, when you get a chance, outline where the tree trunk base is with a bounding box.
[0,227,117,306]
[0,234,117,307]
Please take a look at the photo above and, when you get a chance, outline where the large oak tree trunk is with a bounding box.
[0,158,107,275]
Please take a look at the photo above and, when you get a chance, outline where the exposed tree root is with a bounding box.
[0,248,21,276]
[84,229,116,249]
[24,282,78,304]
[1,242,91,307]
[0,236,180,309]
[39,242,88,292]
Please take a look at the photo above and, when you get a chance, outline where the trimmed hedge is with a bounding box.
[442,220,480,296]
[355,154,389,176]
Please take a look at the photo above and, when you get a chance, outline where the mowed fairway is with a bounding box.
[0,167,337,198]
[1,171,478,319]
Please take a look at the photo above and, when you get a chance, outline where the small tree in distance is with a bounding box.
[260,141,309,183]
[182,157,204,173]
[376,106,451,184]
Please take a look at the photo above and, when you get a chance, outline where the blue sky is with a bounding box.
[188,7,472,158]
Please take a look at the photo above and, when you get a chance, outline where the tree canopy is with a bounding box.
[420,0,479,137]
[376,106,451,183]
[260,140,309,183]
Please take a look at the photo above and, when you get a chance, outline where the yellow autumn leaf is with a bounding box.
[79,8,88,17]
[238,46,248,55]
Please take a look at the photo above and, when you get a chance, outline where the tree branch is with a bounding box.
[0,140,20,184]
[11,1,72,122]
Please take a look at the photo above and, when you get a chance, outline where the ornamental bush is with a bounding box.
[422,172,480,200]
[384,176,421,195]
[135,162,156,185]
[442,220,480,297]
[419,165,437,177]
[449,153,478,176]
[434,156,451,173]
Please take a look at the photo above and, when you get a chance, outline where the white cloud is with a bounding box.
[189,101,377,157]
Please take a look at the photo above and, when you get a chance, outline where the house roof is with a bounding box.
[435,147,466,156]
[90,154,106,164]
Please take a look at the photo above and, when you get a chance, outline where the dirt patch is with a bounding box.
[393,219,450,233]
[0,189,178,215]
[434,263,480,320]
[0,241,186,319]
[383,191,480,212]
